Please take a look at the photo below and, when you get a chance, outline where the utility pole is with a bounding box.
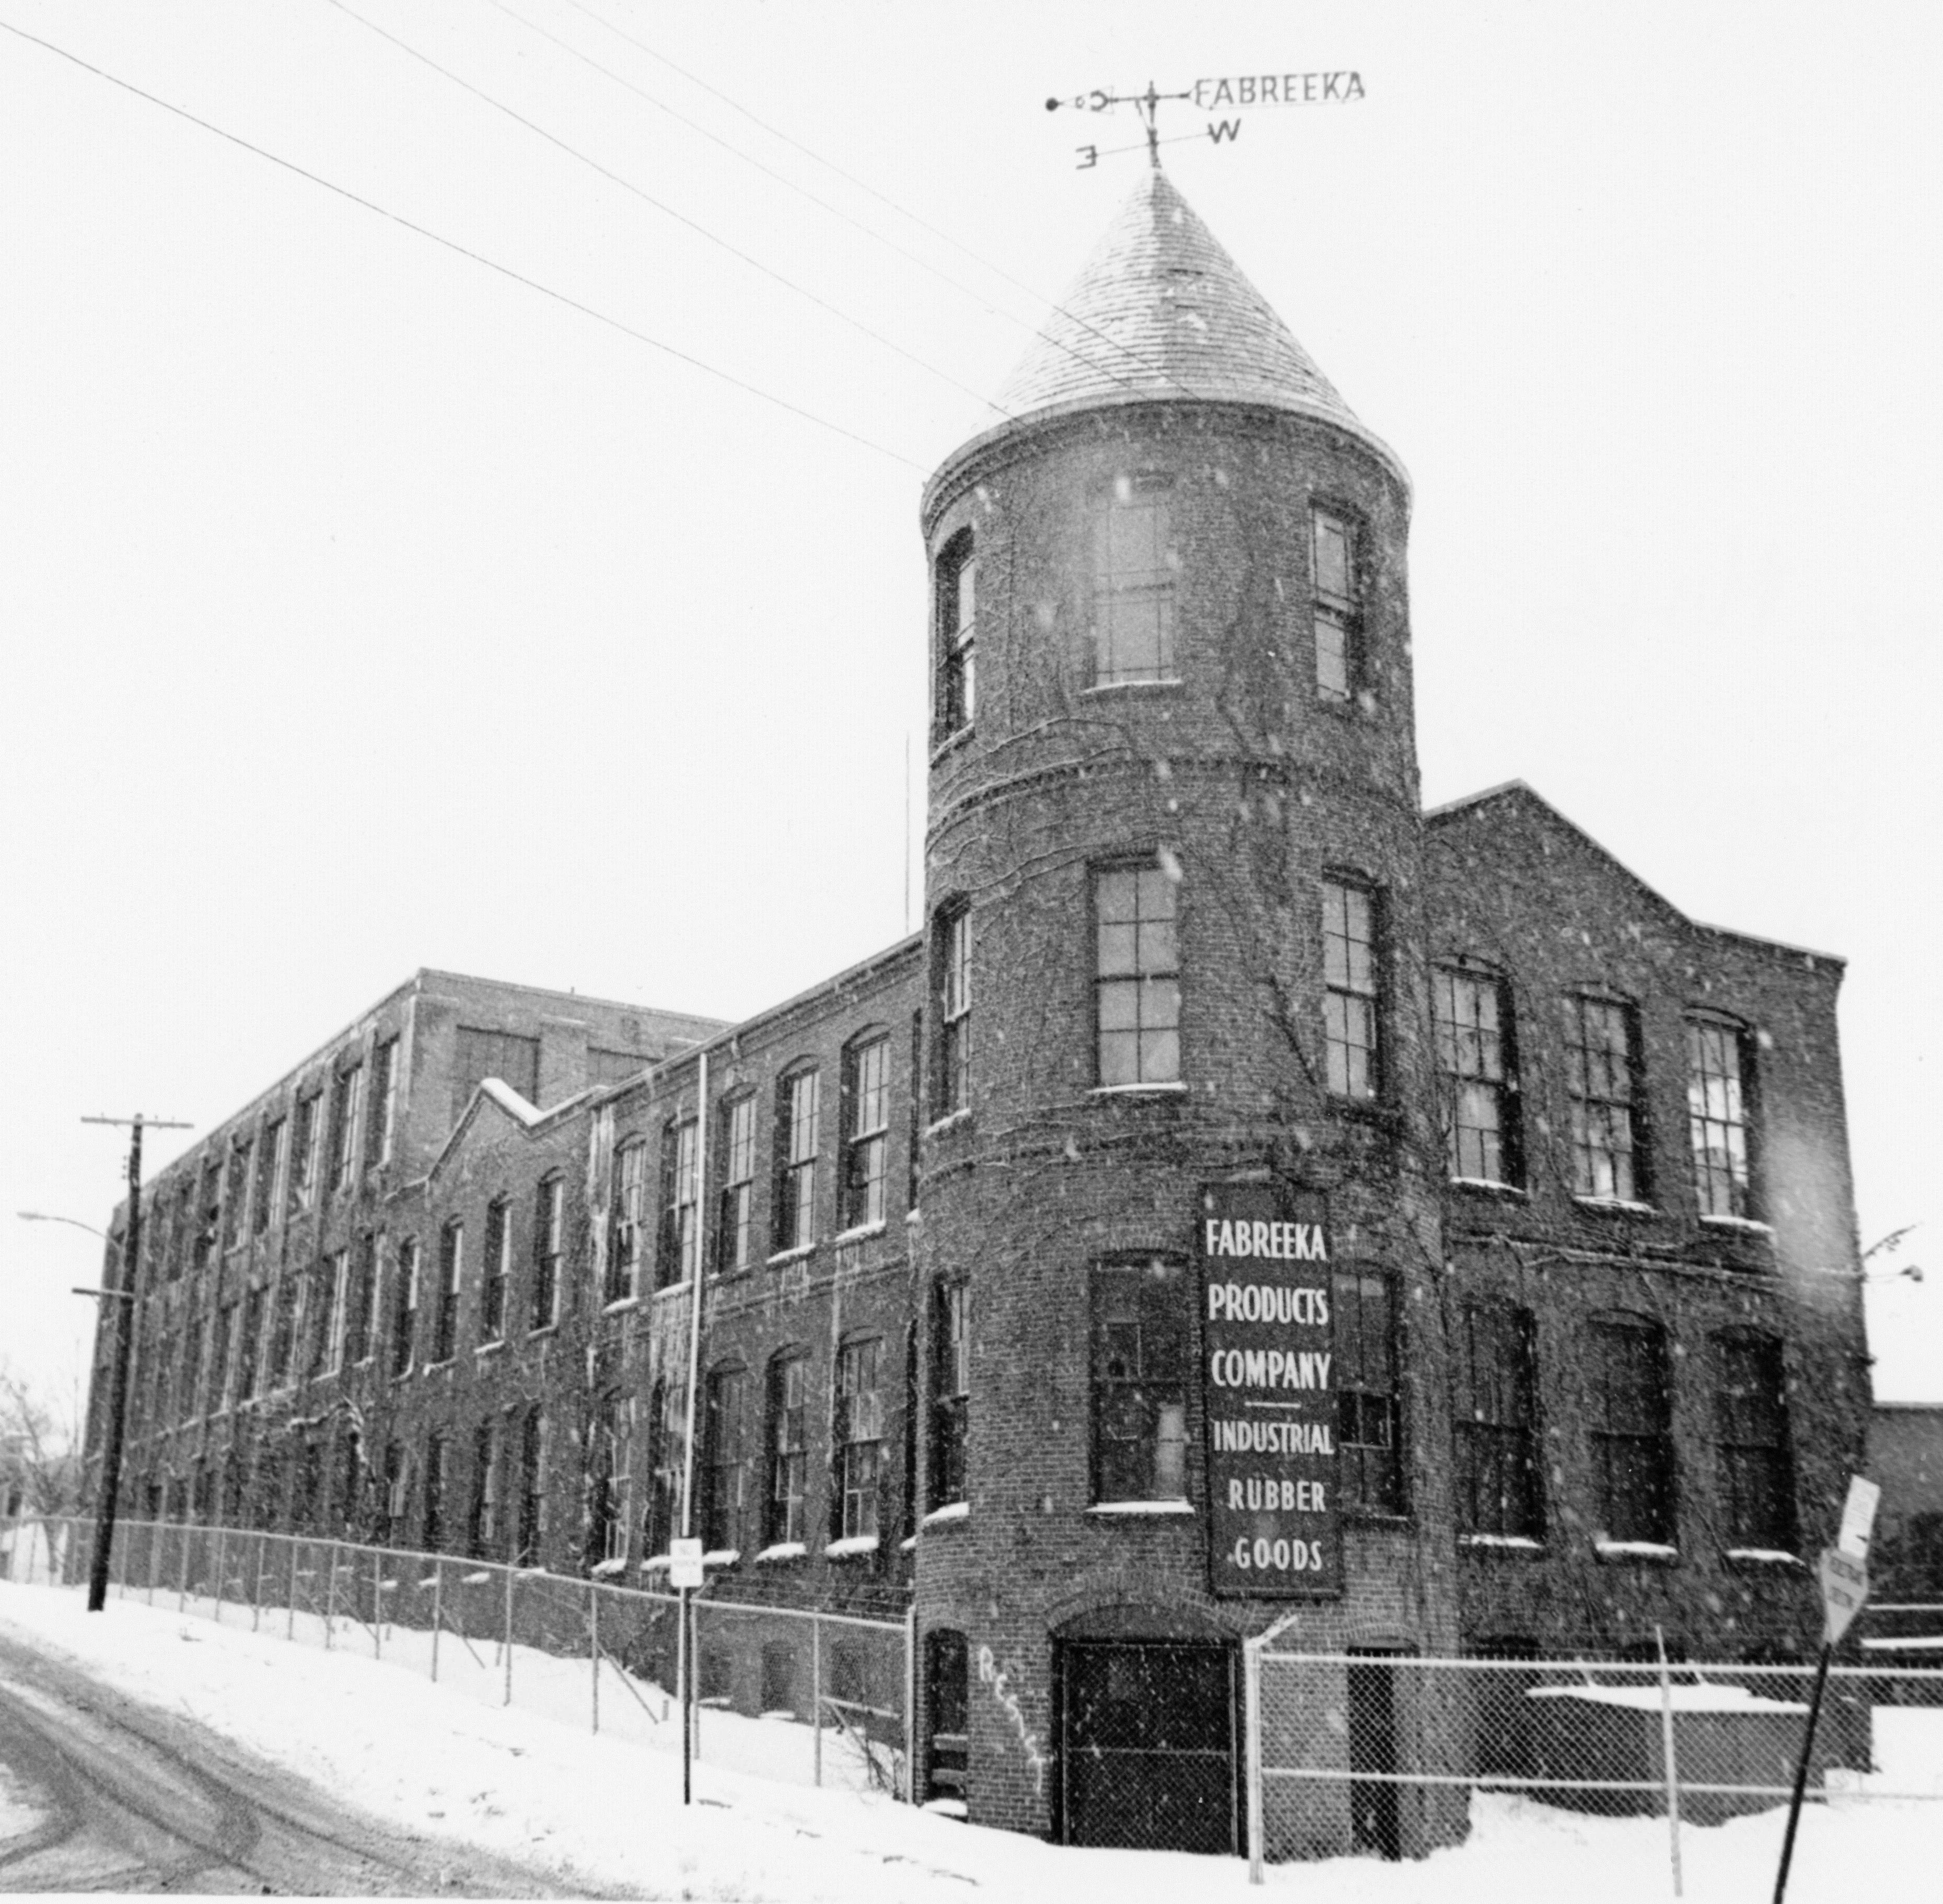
[80,1112,190,1612]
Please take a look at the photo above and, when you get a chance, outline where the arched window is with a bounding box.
[936,530,976,735]
[609,1139,647,1303]
[841,1032,892,1230]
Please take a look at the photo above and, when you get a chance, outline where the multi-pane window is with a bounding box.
[223,1139,251,1249]
[1091,1258,1190,1503]
[1452,1303,1541,1538]
[931,1282,970,1508]
[1322,880,1380,1099]
[329,1063,365,1194]
[1095,476,1175,686]
[422,1434,448,1553]
[390,1236,419,1377]
[659,1119,699,1288]
[481,1198,510,1343]
[842,1037,891,1231]
[1567,997,1644,1202]
[1311,506,1360,703]
[937,530,976,735]
[835,1338,885,1540]
[194,1159,222,1274]
[1334,1270,1402,1513]
[1588,1314,1676,1545]
[367,1038,399,1168]
[207,1304,234,1415]
[515,1408,545,1568]
[270,1270,301,1387]
[766,1353,809,1546]
[1095,864,1181,1086]
[432,1220,462,1363]
[586,1396,626,1569]
[531,1175,563,1330]
[774,1071,820,1254]
[609,1140,646,1303]
[253,1119,284,1236]
[238,1288,264,1401]
[1435,967,1519,1185]
[469,1419,501,1558]
[704,1365,750,1552]
[289,1095,321,1215]
[343,1233,378,1366]
[1715,1331,1795,1550]
[315,1250,349,1374]
[935,904,971,1117]
[1689,1018,1754,1220]
[641,1378,685,1558]
[717,1097,757,1273]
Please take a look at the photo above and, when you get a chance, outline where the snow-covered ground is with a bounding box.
[1,1578,1938,1900]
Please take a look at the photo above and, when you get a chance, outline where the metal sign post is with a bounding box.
[671,1537,704,1804]
[1774,1477,1879,1904]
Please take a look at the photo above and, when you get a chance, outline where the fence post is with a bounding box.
[1245,1639,1265,1885]
[589,1581,600,1734]
[212,1523,227,1625]
[373,1548,383,1659]
[503,1565,514,1706]
[178,1522,192,1611]
[904,1607,917,1805]
[1656,1628,1683,1898]
[252,1534,266,1631]
[812,1610,823,1789]
[148,1518,162,1604]
[287,1538,299,1640]
[325,1543,339,1650]
[431,1559,442,1684]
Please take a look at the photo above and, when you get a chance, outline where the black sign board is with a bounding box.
[1200,1183,1341,1599]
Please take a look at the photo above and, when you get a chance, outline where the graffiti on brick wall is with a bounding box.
[977,1644,1046,1796]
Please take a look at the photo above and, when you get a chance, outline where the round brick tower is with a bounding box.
[912,172,1458,1853]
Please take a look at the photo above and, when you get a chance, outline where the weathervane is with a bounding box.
[1048,68,1366,170]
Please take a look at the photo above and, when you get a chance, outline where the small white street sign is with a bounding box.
[1818,1547,1869,1645]
[669,1538,704,1590]
[1837,1475,1881,1560]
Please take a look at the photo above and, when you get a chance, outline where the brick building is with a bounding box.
[88,172,1873,1858]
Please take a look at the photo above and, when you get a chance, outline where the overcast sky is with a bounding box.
[3,0,1938,1419]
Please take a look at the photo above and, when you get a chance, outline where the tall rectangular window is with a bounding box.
[1095,477,1174,685]
[238,1287,264,1401]
[659,1119,699,1288]
[344,1233,379,1366]
[315,1249,348,1374]
[1689,1018,1754,1219]
[774,1071,820,1254]
[1091,1259,1189,1503]
[531,1175,563,1329]
[937,532,976,735]
[717,1097,756,1273]
[289,1095,321,1216]
[271,1269,301,1386]
[842,1037,892,1231]
[704,1365,750,1553]
[481,1198,510,1342]
[1453,1303,1541,1538]
[1588,1314,1675,1545]
[433,1220,462,1363]
[1323,880,1380,1099]
[1095,864,1181,1086]
[835,1338,884,1541]
[422,1434,448,1553]
[329,1063,365,1194]
[469,1419,501,1558]
[391,1236,418,1377]
[1567,996,1644,1202]
[515,1409,545,1568]
[368,1037,399,1168]
[1716,1331,1795,1550]
[766,1353,809,1546]
[207,1304,234,1416]
[644,1377,686,1557]
[1311,506,1360,702]
[253,1119,285,1235]
[1435,967,1519,1185]
[194,1159,222,1274]
[935,905,971,1117]
[931,1282,970,1508]
[223,1139,251,1249]
[609,1140,646,1303]
[1334,1270,1401,1513]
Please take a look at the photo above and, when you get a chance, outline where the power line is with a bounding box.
[0,14,924,472]
[561,0,1201,403]
[322,0,1010,422]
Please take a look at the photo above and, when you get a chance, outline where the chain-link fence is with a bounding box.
[1,1515,911,1798]
[1244,1647,1943,1887]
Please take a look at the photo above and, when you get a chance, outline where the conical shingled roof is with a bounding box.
[992,171,1398,474]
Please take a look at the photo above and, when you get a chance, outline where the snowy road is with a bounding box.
[0,1629,591,1895]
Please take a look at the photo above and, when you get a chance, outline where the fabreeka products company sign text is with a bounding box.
[1201,1183,1340,1599]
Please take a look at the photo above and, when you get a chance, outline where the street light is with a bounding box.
[18,1212,126,1299]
